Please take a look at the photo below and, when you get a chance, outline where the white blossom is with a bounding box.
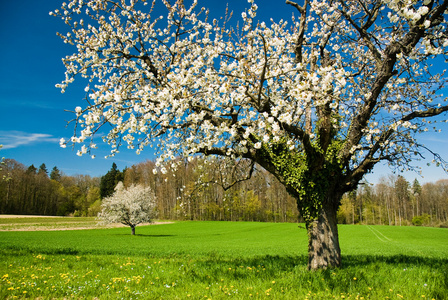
[97,183,157,235]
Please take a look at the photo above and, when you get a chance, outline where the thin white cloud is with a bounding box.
[0,131,59,150]
[421,136,448,144]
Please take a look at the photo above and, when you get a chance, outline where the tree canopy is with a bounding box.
[54,0,448,269]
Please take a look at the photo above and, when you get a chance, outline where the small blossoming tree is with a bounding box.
[0,145,10,182]
[54,0,448,269]
[0,145,3,175]
[97,182,157,235]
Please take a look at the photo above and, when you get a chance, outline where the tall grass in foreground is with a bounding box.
[0,221,447,299]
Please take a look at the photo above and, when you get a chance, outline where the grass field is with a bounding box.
[0,218,447,299]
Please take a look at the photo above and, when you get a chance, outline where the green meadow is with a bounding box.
[0,219,447,299]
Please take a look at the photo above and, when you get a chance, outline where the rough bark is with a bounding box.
[131,225,136,235]
[307,202,341,270]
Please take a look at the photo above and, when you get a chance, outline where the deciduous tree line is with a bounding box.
[1,157,446,227]
[338,176,448,227]
[0,159,101,216]
[124,158,299,222]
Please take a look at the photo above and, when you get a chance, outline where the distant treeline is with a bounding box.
[0,161,101,216]
[0,158,447,226]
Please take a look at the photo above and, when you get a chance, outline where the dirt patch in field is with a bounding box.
[0,215,61,218]
[0,222,172,231]
[0,215,173,231]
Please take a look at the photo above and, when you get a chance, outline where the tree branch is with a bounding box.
[343,103,448,190]
[285,0,304,13]
[338,4,382,62]
[257,34,269,109]
[339,12,434,165]
[402,104,448,122]
[218,160,256,191]
[286,0,309,63]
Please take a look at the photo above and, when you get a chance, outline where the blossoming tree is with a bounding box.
[54,0,448,269]
[0,145,10,182]
[97,182,157,235]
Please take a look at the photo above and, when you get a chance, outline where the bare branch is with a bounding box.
[285,0,304,13]
[402,105,448,122]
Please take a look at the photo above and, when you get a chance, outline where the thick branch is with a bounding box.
[285,0,304,13]
[339,18,432,164]
[286,0,309,63]
[258,34,269,109]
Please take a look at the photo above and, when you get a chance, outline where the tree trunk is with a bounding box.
[131,225,136,235]
[307,204,341,270]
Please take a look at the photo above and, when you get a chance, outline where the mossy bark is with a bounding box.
[306,198,341,270]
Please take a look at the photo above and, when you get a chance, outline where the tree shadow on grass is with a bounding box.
[187,253,447,298]
[342,254,448,269]
[136,234,175,237]
[192,253,448,279]
[111,234,175,237]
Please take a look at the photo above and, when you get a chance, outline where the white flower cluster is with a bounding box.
[53,0,448,173]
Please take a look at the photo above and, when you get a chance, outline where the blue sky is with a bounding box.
[0,0,447,184]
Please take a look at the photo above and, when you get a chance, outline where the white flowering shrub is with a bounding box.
[0,145,3,171]
[0,145,10,182]
[97,182,157,235]
[53,0,448,269]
